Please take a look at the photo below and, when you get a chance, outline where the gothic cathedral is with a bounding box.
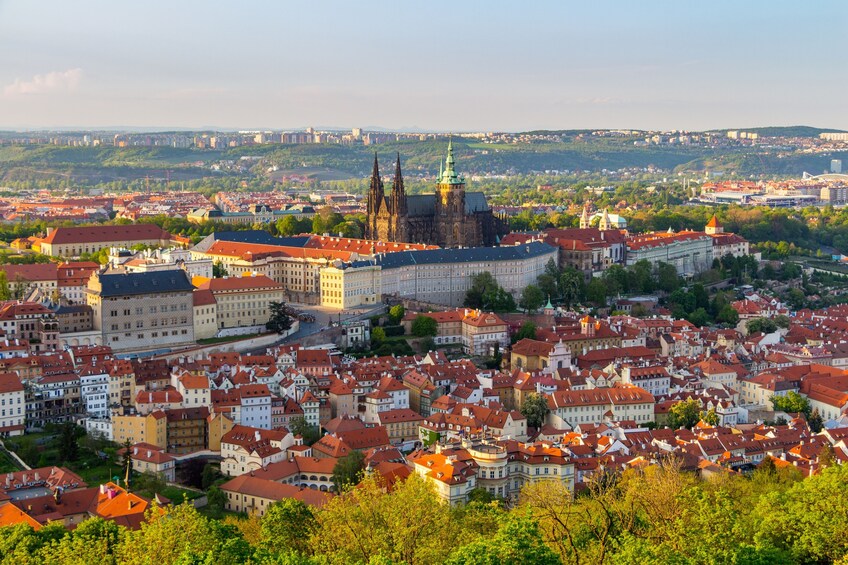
[365,141,506,248]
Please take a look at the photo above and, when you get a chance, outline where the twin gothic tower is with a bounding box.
[365,141,504,248]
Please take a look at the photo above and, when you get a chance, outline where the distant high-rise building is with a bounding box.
[832,159,843,174]
[352,128,362,138]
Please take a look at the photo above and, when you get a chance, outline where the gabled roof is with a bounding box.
[43,224,170,245]
[94,270,193,297]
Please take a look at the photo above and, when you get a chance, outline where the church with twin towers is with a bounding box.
[364,141,507,248]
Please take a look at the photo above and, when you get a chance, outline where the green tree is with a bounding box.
[312,207,344,235]
[464,272,498,309]
[716,304,740,325]
[466,487,496,505]
[701,408,719,426]
[387,304,405,325]
[202,486,226,518]
[212,261,228,278]
[746,317,778,335]
[332,450,366,491]
[120,438,133,488]
[559,267,584,307]
[774,314,791,329]
[59,422,79,462]
[332,220,362,239]
[520,392,550,429]
[512,321,537,343]
[266,301,293,334]
[667,398,701,430]
[519,284,545,313]
[276,215,312,236]
[686,307,710,327]
[288,416,320,446]
[201,463,220,490]
[655,262,680,293]
[808,407,824,433]
[261,499,317,556]
[446,513,559,565]
[771,391,811,416]
[411,315,438,337]
[0,271,10,301]
[586,277,607,305]
[692,283,709,310]
[371,326,386,346]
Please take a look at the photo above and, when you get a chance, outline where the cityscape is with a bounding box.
[1,1,848,564]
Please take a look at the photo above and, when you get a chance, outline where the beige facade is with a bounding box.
[626,232,714,276]
[87,271,196,353]
[380,242,558,307]
[198,276,284,331]
[112,412,167,449]
[191,249,329,303]
[319,263,381,309]
[193,290,218,340]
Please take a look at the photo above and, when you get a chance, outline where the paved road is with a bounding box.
[246,303,386,354]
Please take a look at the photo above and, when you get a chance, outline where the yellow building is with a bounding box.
[208,412,235,452]
[112,411,167,449]
[319,261,381,309]
[197,275,284,331]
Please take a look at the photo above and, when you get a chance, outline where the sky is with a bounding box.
[1,0,846,132]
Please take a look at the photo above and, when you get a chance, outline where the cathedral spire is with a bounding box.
[439,137,462,185]
[580,205,590,229]
[367,153,384,216]
[391,152,407,216]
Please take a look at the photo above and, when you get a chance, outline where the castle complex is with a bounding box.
[365,142,506,248]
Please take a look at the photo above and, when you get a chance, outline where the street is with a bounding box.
[246,303,386,354]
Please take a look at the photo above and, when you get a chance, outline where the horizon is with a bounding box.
[1,124,846,136]
[2,1,847,131]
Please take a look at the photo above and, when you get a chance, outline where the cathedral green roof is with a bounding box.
[439,139,464,185]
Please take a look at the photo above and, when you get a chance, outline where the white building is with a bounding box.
[79,369,110,419]
[378,242,558,307]
[0,372,25,436]
[220,425,294,477]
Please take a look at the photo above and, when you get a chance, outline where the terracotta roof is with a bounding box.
[43,224,171,245]
[219,475,332,508]
[0,263,57,282]
[511,338,554,357]
[0,372,23,394]
[193,289,216,306]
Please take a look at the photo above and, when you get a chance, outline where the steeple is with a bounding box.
[367,153,384,217]
[439,137,462,185]
[391,153,407,216]
[580,205,590,229]
[599,208,610,231]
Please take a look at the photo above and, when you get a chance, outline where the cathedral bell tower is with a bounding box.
[389,153,408,242]
[435,139,466,247]
[365,154,385,240]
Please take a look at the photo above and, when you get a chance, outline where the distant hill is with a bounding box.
[717,126,848,138]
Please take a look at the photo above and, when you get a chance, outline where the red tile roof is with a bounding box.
[42,224,171,245]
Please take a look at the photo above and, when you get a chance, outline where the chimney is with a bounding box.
[100,484,107,494]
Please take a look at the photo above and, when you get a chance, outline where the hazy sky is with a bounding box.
[1,0,846,132]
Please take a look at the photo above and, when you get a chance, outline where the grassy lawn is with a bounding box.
[159,485,203,502]
[0,448,24,473]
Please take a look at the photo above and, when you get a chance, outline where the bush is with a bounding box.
[383,325,405,337]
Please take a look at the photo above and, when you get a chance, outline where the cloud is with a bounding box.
[4,68,83,96]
